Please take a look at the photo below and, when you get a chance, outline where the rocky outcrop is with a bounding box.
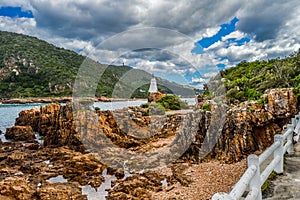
[14,104,85,152]
[9,88,300,165]
[5,126,35,141]
[107,172,163,199]
[0,144,103,200]
[37,182,87,200]
[0,97,73,104]
[0,177,33,200]
[207,88,298,162]
[265,88,298,118]
[148,91,165,102]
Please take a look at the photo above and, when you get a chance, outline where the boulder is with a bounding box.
[5,126,35,141]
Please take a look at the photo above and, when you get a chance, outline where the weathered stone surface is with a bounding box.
[148,91,165,102]
[184,88,299,163]
[5,125,35,141]
[0,145,104,200]
[8,88,300,165]
[0,177,34,200]
[107,172,163,199]
[15,107,40,131]
[37,182,87,200]
[266,88,298,118]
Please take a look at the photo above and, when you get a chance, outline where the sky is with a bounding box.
[0,0,300,89]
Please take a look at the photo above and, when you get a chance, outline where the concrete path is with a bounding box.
[264,143,300,199]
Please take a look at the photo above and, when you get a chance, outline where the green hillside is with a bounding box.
[0,31,196,98]
[214,51,300,103]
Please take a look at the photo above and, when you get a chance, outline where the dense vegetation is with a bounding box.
[215,50,300,103]
[156,94,189,110]
[141,94,189,112]
[0,31,196,98]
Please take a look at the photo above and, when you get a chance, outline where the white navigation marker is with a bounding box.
[148,75,158,93]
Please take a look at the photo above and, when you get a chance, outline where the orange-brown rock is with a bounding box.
[266,88,298,117]
[0,177,34,200]
[37,182,87,200]
[8,88,300,164]
[148,91,165,102]
[5,125,35,141]
[198,88,299,163]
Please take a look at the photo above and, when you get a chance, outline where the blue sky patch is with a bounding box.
[192,17,239,52]
[0,6,34,18]
[226,37,250,47]
[216,63,226,70]
[192,17,250,54]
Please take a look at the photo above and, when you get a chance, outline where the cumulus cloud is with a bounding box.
[0,0,32,10]
[191,77,206,83]
[0,16,36,35]
[203,72,218,78]
[221,30,247,41]
[1,0,300,89]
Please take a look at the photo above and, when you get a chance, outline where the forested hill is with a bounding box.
[0,31,196,98]
[215,51,300,103]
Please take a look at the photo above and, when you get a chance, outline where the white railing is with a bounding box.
[212,112,300,200]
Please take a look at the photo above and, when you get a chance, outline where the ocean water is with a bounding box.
[0,103,46,141]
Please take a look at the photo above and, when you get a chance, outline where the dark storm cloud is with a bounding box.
[122,49,176,61]
[28,0,299,48]
[30,0,141,40]
[236,0,299,41]
[28,0,245,43]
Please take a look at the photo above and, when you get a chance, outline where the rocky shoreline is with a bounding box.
[0,96,147,104]
[0,88,299,199]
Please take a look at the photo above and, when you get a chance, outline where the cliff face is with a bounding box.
[210,88,298,162]
[11,88,299,163]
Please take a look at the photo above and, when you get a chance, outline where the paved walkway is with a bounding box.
[264,143,300,199]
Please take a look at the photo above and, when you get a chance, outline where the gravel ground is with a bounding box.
[153,159,247,200]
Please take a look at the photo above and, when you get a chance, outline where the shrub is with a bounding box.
[149,103,165,115]
[156,94,189,110]
[140,102,150,108]
[201,102,211,111]
[94,106,101,112]
[142,103,165,116]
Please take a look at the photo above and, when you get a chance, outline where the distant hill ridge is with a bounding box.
[0,31,197,98]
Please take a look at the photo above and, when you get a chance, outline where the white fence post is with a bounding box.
[294,114,300,142]
[274,134,284,174]
[287,124,294,155]
[212,113,300,200]
[247,154,262,200]
[212,192,234,200]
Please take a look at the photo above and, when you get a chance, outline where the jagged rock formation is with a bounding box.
[210,88,298,162]
[8,88,299,165]
[0,143,104,200]
[2,88,299,199]
[5,126,35,142]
